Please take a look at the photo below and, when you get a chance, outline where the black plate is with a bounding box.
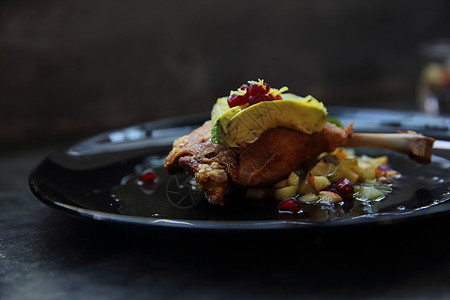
[29,112,450,231]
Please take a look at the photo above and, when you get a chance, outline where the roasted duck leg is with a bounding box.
[164,121,435,205]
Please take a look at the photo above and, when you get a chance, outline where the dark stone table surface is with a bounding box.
[1,146,449,300]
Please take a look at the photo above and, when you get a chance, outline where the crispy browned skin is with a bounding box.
[164,120,351,205]
[164,121,237,205]
[228,122,351,187]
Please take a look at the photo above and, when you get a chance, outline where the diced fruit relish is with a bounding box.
[245,148,398,218]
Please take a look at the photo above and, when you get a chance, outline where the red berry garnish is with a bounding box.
[139,169,158,191]
[278,198,301,213]
[139,169,157,182]
[227,81,279,108]
[227,93,244,107]
[248,95,264,105]
[239,84,249,91]
[248,83,266,97]
[267,93,283,100]
[329,178,354,198]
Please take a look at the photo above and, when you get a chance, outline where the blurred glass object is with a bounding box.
[417,39,450,115]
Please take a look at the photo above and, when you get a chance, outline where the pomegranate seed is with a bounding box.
[139,169,157,182]
[139,169,158,191]
[329,178,354,198]
[228,81,280,108]
[278,198,301,213]
[227,93,244,107]
[248,83,265,96]
[239,84,248,91]
[227,94,239,107]
[267,93,279,100]
[248,95,265,105]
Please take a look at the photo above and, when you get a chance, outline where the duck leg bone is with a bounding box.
[343,131,435,164]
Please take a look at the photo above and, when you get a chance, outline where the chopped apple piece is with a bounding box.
[318,191,343,204]
[287,172,300,187]
[329,166,359,185]
[298,193,320,203]
[274,185,298,201]
[371,156,388,166]
[299,181,315,195]
[309,175,331,192]
[343,169,360,185]
[310,161,337,177]
[356,186,385,201]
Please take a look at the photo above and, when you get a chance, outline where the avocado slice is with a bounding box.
[211,93,328,147]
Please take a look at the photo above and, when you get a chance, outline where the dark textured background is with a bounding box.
[1,3,450,298]
[1,0,449,148]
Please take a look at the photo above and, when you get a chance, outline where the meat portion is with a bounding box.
[164,121,237,205]
[227,122,352,187]
[165,120,435,205]
[164,120,352,205]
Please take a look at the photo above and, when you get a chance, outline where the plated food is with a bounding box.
[164,80,435,214]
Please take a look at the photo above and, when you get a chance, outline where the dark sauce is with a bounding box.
[110,151,450,222]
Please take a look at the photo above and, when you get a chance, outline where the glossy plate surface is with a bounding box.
[29,111,450,231]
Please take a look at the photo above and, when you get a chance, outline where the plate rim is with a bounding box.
[28,112,450,232]
[29,167,450,231]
